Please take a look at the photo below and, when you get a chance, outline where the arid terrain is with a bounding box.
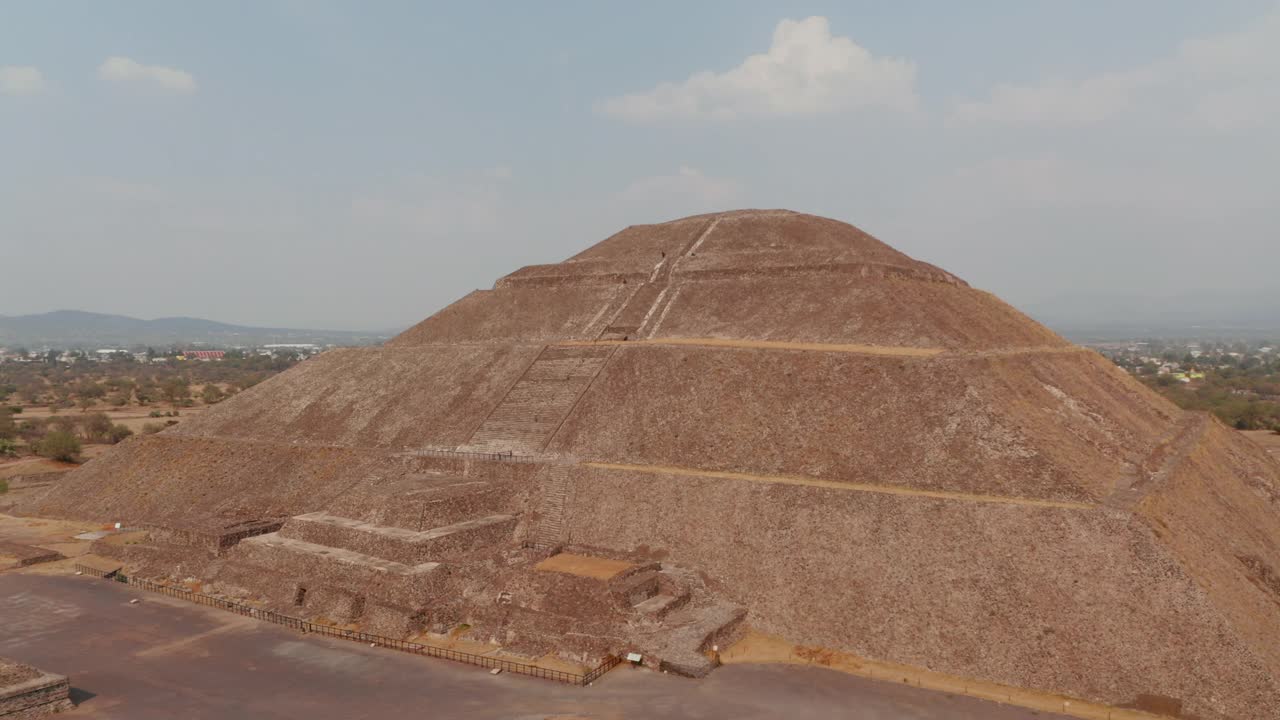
[1246,429,1280,458]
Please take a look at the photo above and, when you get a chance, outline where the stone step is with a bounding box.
[465,346,613,452]
[537,345,616,361]
[599,326,640,341]
[337,476,503,531]
[645,602,748,678]
[614,570,660,605]
[378,478,503,529]
[602,282,667,338]
[522,358,610,381]
[239,533,441,577]
[280,513,517,564]
[530,466,572,548]
[633,593,688,619]
[215,533,449,613]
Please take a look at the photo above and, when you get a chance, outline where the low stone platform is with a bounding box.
[238,533,442,577]
[535,552,634,580]
[214,531,454,617]
[280,512,516,563]
[0,543,63,569]
[0,658,71,717]
[143,518,284,556]
[636,601,747,678]
[342,475,514,530]
[633,592,686,619]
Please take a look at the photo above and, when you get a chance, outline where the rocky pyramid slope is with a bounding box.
[23,210,1280,719]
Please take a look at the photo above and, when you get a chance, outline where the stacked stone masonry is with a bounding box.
[23,210,1280,719]
[0,659,72,718]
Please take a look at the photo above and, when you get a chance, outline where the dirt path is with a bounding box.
[581,461,1094,510]
[1104,413,1209,512]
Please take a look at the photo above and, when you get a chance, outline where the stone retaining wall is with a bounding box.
[0,666,72,718]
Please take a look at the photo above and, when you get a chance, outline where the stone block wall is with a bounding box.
[0,661,72,717]
[564,463,1280,720]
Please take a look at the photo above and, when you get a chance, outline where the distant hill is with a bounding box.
[1027,290,1280,341]
[0,310,393,349]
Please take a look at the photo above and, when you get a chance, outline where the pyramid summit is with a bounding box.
[26,209,1280,718]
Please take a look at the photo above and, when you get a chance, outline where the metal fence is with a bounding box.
[74,564,620,685]
[404,447,540,464]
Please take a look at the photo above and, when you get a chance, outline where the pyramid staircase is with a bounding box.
[464,345,614,453]
[598,283,669,340]
[1105,413,1209,512]
[529,465,571,550]
[593,221,708,342]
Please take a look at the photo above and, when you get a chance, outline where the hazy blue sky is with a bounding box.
[3,1,1278,330]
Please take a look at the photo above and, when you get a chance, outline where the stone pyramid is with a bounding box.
[28,210,1280,719]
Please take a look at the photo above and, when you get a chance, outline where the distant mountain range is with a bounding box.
[5,293,1275,349]
[1026,290,1280,341]
[0,310,394,349]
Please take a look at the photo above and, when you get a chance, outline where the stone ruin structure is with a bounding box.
[0,658,71,717]
[22,210,1280,718]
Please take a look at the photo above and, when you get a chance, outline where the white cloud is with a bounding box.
[597,16,917,122]
[949,10,1280,130]
[98,56,196,93]
[0,65,46,95]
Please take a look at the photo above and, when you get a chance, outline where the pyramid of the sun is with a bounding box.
[30,210,1280,718]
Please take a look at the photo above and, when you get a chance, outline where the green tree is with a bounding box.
[107,424,133,444]
[76,380,106,399]
[201,384,226,404]
[0,438,17,458]
[0,409,14,440]
[135,382,157,404]
[36,430,81,462]
[161,377,191,407]
[82,413,113,442]
[17,418,48,443]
